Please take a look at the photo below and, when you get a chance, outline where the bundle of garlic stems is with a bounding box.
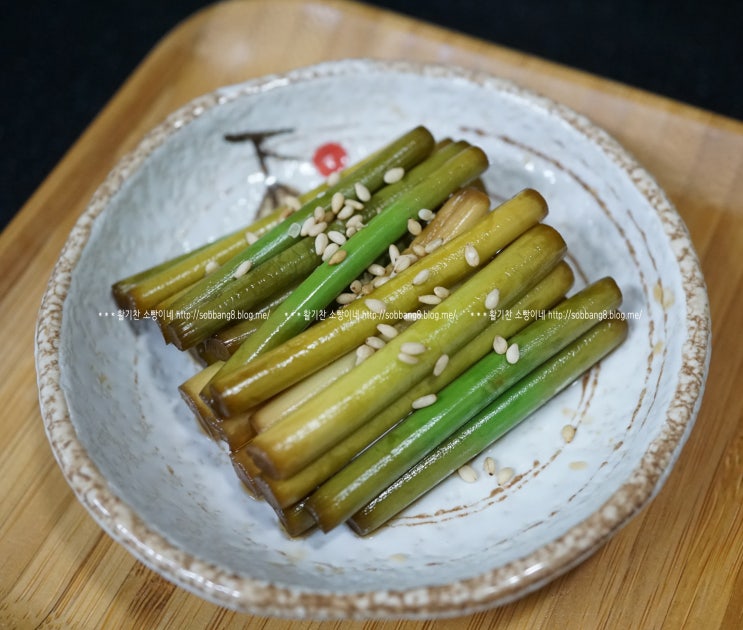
[113,126,626,537]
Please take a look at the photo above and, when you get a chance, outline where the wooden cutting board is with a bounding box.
[2,1,742,627]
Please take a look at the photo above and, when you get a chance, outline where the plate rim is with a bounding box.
[34,58,711,618]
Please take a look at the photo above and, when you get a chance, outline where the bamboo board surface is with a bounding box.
[2,1,742,627]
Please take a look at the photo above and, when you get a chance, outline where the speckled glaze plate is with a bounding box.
[36,60,710,618]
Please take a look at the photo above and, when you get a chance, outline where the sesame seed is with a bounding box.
[337,204,354,220]
[365,298,386,314]
[345,199,364,210]
[372,276,390,288]
[232,260,252,279]
[393,255,412,273]
[562,424,576,443]
[398,352,419,365]
[300,216,315,236]
[288,222,301,238]
[433,286,450,299]
[419,294,442,305]
[327,230,347,245]
[284,195,301,211]
[484,457,497,476]
[412,269,430,286]
[412,244,427,258]
[337,292,356,305]
[355,182,371,202]
[331,192,345,213]
[204,260,219,274]
[457,464,478,483]
[401,342,427,355]
[465,243,480,267]
[346,226,357,238]
[350,280,363,294]
[418,208,435,222]
[433,353,449,376]
[388,244,400,263]
[368,263,386,276]
[307,221,327,237]
[506,343,520,364]
[492,335,508,355]
[497,467,515,485]
[245,231,259,245]
[322,243,340,261]
[314,232,329,256]
[314,206,325,221]
[347,214,364,228]
[424,238,443,254]
[327,171,341,186]
[407,218,422,236]
[365,336,386,350]
[384,166,405,184]
[325,210,337,223]
[279,207,293,219]
[376,323,398,339]
[485,288,500,311]
[328,249,347,266]
[356,344,375,365]
[412,394,437,409]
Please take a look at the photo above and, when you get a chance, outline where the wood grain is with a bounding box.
[2,0,742,627]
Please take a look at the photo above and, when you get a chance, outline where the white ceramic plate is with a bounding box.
[36,60,710,618]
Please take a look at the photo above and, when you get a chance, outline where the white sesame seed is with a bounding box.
[398,352,419,365]
[361,283,374,295]
[412,394,437,409]
[204,260,219,274]
[376,323,398,339]
[337,204,354,220]
[356,344,375,365]
[307,221,327,237]
[412,244,427,258]
[506,343,520,364]
[284,195,301,211]
[337,292,356,305]
[314,232,329,256]
[355,182,371,202]
[322,243,340,261]
[314,206,325,221]
[424,238,443,254]
[401,342,427,355]
[433,286,450,299]
[350,279,363,294]
[497,467,515,485]
[300,216,315,236]
[232,260,252,279]
[327,171,341,186]
[345,226,357,238]
[406,253,419,264]
[388,243,400,263]
[419,294,442,305]
[562,424,576,443]
[347,214,364,228]
[492,335,508,355]
[372,276,390,288]
[484,457,497,476]
[365,336,386,350]
[465,243,480,267]
[288,222,301,238]
[433,353,449,376]
[393,255,413,273]
[368,263,386,276]
[384,166,405,184]
[345,199,364,210]
[331,192,345,213]
[457,464,478,483]
[365,298,386,314]
[245,231,259,245]
[485,288,500,310]
[407,218,422,235]
[328,249,347,266]
[327,230,347,245]
[418,208,435,222]
[412,269,430,286]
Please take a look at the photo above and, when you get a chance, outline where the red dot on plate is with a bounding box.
[313,142,348,176]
